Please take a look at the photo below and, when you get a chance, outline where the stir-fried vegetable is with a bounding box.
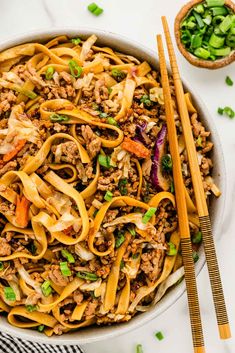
[68,60,83,78]
[122,138,150,158]
[45,66,55,80]
[60,262,71,277]
[41,280,52,297]
[4,287,16,301]
[76,271,98,281]
[50,113,70,122]
[61,249,75,263]
[98,154,111,168]
[3,139,26,163]
[15,195,30,228]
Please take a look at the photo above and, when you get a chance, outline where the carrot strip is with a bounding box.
[15,195,31,228]
[121,138,150,158]
[3,139,26,163]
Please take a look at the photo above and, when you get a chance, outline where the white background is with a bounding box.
[0,1,235,352]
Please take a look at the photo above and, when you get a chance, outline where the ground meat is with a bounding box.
[0,237,11,256]
[53,324,67,335]
[97,170,122,191]
[25,292,41,306]
[52,122,67,132]
[0,200,15,216]
[85,301,98,319]
[60,71,73,84]
[0,90,17,114]
[48,265,69,286]
[73,290,84,304]
[81,125,101,159]
[0,160,17,176]
[53,141,79,164]
[140,249,164,281]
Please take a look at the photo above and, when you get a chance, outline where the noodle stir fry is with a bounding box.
[0,35,220,336]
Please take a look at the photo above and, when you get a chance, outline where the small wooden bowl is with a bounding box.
[175,0,235,69]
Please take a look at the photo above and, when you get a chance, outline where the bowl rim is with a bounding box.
[0,27,227,345]
[174,0,235,69]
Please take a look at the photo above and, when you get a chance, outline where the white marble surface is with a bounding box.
[0,0,234,352]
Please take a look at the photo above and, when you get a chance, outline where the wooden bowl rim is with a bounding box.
[174,0,235,69]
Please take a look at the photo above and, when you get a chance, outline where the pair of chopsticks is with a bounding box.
[157,16,231,353]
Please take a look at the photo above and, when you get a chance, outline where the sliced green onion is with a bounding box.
[210,46,231,56]
[98,154,111,168]
[93,7,103,16]
[140,94,153,108]
[167,242,177,256]
[104,190,113,202]
[219,15,234,33]
[192,231,202,244]
[127,226,136,237]
[26,305,37,312]
[218,107,224,115]
[203,15,212,25]
[107,87,112,94]
[61,249,75,264]
[93,209,98,218]
[111,68,126,82]
[155,331,164,341]
[170,181,174,193]
[0,262,4,271]
[194,47,211,59]
[41,280,52,297]
[132,253,140,259]
[193,11,205,29]
[191,34,202,48]
[38,325,45,332]
[226,33,235,47]
[60,262,72,277]
[209,33,225,48]
[45,66,55,80]
[142,207,157,224]
[118,178,128,195]
[223,106,235,118]
[206,0,225,7]
[13,86,37,99]
[194,4,205,14]
[161,154,173,172]
[225,75,233,86]
[71,38,81,45]
[88,2,97,12]
[107,117,119,126]
[211,6,228,16]
[136,344,143,353]
[4,287,16,301]
[50,113,70,122]
[115,231,125,248]
[68,60,83,78]
[193,251,199,263]
[76,271,98,281]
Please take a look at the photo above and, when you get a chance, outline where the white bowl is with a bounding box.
[0,28,226,346]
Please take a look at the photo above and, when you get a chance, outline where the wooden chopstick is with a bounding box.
[161,16,231,340]
[157,34,205,353]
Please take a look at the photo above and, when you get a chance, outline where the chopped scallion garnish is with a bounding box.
[193,251,199,263]
[142,207,157,224]
[26,305,37,312]
[115,231,125,248]
[41,280,52,297]
[88,3,103,16]
[50,113,70,122]
[71,38,81,45]
[136,344,144,353]
[192,231,202,244]
[60,262,72,277]
[68,60,83,78]
[155,331,164,341]
[225,75,233,86]
[104,190,113,202]
[98,154,111,168]
[4,287,16,301]
[167,242,177,256]
[61,249,75,264]
[76,271,98,281]
[45,66,55,80]
[38,325,45,332]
